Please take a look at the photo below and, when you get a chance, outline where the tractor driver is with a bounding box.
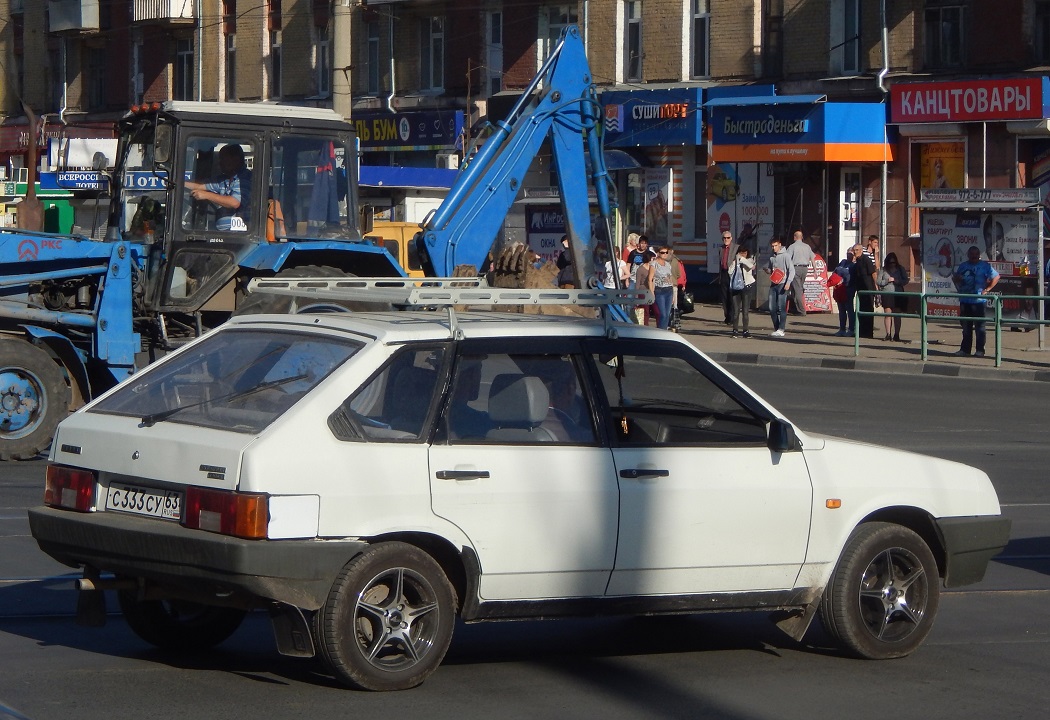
[184,143,252,231]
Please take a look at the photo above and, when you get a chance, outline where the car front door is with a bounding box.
[428,340,619,601]
[584,338,813,597]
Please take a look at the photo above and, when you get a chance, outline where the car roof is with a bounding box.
[223,311,671,345]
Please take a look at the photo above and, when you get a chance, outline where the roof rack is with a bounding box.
[246,276,652,338]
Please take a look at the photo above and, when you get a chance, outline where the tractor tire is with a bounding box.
[0,339,68,461]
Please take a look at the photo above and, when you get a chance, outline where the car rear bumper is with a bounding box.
[28,505,366,610]
[936,515,1012,588]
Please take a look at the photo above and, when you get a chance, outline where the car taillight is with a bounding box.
[44,465,96,512]
[181,487,268,539]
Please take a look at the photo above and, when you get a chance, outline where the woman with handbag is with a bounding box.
[728,247,755,337]
[648,246,678,330]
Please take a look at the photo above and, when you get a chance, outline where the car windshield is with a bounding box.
[91,328,363,433]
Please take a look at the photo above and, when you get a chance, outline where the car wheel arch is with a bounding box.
[851,507,945,580]
[363,531,468,613]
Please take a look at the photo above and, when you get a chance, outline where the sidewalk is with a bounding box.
[674,302,1050,383]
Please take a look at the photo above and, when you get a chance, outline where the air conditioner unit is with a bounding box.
[436,153,459,170]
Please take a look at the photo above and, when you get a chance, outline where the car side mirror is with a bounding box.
[768,418,800,453]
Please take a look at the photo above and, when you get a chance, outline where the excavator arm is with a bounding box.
[416,26,616,289]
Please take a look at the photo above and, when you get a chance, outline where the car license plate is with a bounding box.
[105,483,182,520]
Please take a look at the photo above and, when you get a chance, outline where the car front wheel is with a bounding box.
[316,542,456,691]
[819,522,940,659]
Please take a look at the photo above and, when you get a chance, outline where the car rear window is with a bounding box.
[91,328,363,433]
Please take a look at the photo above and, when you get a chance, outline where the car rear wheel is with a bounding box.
[316,542,456,691]
[820,522,940,659]
[118,592,247,651]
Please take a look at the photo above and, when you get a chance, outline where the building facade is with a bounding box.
[1,1,1049,285]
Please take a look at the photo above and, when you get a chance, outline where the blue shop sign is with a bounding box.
[355,110,464,152]
[601,88,703,148]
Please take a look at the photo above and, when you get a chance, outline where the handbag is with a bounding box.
[678,287,695,314]
[770,267,786,285]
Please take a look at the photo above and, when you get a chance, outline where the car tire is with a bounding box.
[316,542,456,691]
[235,265,390,315]
[0,340,68,461]
[819,522,940,659]
[118,592,247,651]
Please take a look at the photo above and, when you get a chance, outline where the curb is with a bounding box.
[702,350,1050,383]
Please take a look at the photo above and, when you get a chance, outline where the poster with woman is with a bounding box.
[920,142,965,189]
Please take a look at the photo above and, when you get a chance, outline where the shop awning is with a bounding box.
[706,97,894,163]
[359,166,459,189]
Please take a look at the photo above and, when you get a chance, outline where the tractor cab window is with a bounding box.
[270,135,352,240]
[181,137,255,234]
[119,119,168,242]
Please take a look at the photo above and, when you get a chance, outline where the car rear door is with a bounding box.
[428,339,619,602]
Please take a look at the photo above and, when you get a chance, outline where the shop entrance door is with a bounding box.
[838,167,861,261]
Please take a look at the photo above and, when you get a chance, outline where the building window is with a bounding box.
[367,20,381,95]
[223,0,236,100]
[225,34,237,100]
[486,10,503,96]
[174,38,193,101]
[1036,1,1050,64]
[924,5,964,69]
[626,1,643,81]
[763,0,784,78]
[270,31,283,98]
[317,36,330,97]
[691,0,710,78]
[420,16,444,91]
[49,46,63,110]
[88,46,108,108]
[543,4,579,61]
[269,0,282,98]
[830,0,860,74]
[131,36,143,105]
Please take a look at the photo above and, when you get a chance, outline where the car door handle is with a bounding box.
[619,468,670,479]
[436,470,491,480]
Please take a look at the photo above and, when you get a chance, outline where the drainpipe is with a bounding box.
[196,0,204,101]
[58,38,69,125]
[583,0,589,55]
[386,10,397,113]
[878,0,888,262]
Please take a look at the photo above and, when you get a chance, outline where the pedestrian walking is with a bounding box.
[787,230,814,315]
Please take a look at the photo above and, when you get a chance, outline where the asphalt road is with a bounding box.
[0,365,1047,719]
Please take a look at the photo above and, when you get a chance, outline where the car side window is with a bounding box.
[330,346,446,442]
[445,352,596,445]
[588,347,767,446]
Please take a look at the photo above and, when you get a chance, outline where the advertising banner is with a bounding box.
[706,162,774,273]
[922,212,1040,319]
[891,78,1050,123]
[526,207,566,265]
[803,254,832,313]
[642,168,672,244]
[919,142,965,190]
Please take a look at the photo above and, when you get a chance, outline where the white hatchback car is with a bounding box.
[30,300,1009,691]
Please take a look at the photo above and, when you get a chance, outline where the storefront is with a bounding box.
[890,77,1050,317]
[599,87,704,274]
[706,87,894,267]
[356,109,465,223]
